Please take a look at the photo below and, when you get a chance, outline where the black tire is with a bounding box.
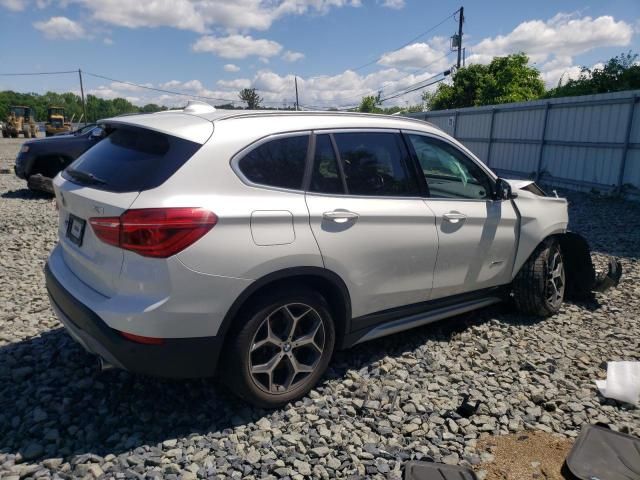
[221,287,336,408]
[512,238,566,316]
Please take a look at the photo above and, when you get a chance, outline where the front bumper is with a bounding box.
[14,157,27,179]
[45,263,222,378]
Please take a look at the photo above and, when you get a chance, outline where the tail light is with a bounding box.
[89,208,217,258]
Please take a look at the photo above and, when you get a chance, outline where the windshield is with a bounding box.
[63,125,201,192]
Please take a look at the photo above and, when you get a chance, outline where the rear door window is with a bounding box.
[333,132,419,196]
[63,126,201,193]
[238,135,309,190]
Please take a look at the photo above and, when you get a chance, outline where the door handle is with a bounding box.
[443,212,467,224]
[322,210,359,222]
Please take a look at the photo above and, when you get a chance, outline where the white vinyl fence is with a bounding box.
[405,90,640,199]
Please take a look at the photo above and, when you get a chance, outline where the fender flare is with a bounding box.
[216,266,352,341]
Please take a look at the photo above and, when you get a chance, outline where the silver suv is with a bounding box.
[45,102,619,407]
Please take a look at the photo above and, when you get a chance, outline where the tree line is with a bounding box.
[3,52,637,120]
[0,91,171,123]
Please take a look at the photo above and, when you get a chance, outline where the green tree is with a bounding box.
[0,89,165,122]
[238,88,263,109]
[358,93,382,113]
[140,103,166,113]
[546,51,640,98]
[429,53,545,110]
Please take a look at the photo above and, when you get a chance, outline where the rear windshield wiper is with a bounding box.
[66,168,107,186]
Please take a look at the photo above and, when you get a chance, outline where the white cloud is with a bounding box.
[224,64,241,72]
[468,13,633,65]
[379,0,404,9]
[192,34,282,59]
[378,39,450,70]
[77,0,207,32]
[33,16,87,40]
[103,37,113,45]
[282,50,305,62]
[0,0,24,11]
[83,66,439,110]
[462,13,634,87]
[538,56,583,87]
[217,78,252,89]
[65,0,360,33]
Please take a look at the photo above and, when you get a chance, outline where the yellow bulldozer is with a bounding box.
[45,106,73,137]
[2,106,37,138]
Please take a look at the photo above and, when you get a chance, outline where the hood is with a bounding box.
[505,179,535,190]
[505,178,551,197]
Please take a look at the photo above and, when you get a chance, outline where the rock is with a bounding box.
[245,449,260,464]
[310,446,330,457]
[0,166,637,480]
[442,453,459,465]
[293,460,311,476]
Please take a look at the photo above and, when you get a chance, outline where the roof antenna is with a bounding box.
[183,100,216,114]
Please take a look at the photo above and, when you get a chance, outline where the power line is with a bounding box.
[83,71,239,103]
[380,72,449,102]
[0,70,77,76]
[348,8,460,73]
[331,45,456,108]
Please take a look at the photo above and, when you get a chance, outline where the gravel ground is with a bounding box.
[0,137,638,480]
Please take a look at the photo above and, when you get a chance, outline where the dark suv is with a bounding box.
[14,124,104,192]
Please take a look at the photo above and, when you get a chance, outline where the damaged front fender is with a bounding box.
[558,232,622,300]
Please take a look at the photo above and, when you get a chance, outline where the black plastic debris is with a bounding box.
[566,425,640,480]
[456,393,479,418]
[404,461,477,480]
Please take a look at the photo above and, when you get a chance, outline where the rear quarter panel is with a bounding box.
[129,122,324,281]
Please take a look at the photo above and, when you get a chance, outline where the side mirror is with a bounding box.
[495,178,516,200]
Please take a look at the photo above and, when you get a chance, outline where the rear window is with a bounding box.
[62,126,201,192]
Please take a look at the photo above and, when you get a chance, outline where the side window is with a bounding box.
[333,132,419,196]
[310,134,343,194]
[238,135,309,190]
[407,134,492,200]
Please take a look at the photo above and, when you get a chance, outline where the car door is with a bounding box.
[404,132,518,299]
[305,131,439,326]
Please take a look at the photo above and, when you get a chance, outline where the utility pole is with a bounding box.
[78,68,87,125]
[456,6,464,69]
[294,77,299,111]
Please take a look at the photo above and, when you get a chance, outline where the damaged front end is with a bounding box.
[558,232,622,300]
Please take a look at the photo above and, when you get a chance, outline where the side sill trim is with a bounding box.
[349,296,502,346]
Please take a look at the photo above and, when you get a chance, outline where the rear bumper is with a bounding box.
[45,263,222,378]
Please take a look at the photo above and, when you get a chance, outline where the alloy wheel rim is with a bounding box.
[547,249,565,308]
[249,303,325,394]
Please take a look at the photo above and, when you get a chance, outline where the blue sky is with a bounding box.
[0,0,638,108]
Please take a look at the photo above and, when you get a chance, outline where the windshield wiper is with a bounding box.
[66,168,107,186]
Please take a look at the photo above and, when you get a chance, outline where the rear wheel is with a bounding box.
[512,238,565,316]
[221,288,335,408]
